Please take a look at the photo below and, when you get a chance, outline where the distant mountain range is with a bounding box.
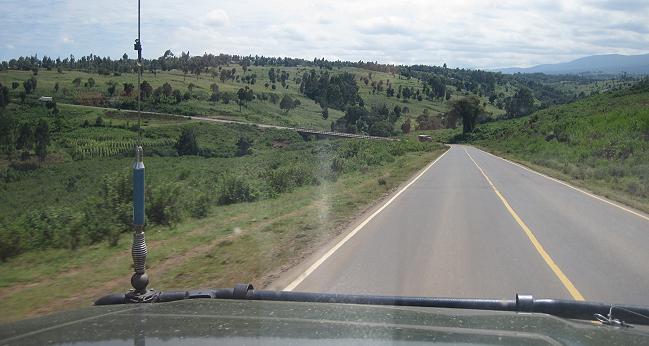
[496,53,649,75]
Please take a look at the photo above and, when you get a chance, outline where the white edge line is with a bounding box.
[283,147,452,291]
[472,146,649,222]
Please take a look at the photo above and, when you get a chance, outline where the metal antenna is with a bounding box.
[127,0,156,302]
[135,0,142,144]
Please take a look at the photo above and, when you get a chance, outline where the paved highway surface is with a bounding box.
[285,145,649,305]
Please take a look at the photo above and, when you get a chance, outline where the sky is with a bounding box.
[2,0,649,69]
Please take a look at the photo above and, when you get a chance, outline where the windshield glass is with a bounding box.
[1,0,649,327]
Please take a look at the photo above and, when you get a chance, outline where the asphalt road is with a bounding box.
[286,145,649,305]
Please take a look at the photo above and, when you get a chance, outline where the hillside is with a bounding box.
[460,82,649,212]
[498,53,649,75]
[2,52,627,135]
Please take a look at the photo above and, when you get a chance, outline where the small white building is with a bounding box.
[38,96,53,103]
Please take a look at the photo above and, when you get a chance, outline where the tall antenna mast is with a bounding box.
[128,0,156,302]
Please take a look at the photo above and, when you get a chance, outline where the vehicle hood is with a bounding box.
[1,299,648,345]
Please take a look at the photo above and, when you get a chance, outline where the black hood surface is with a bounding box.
[2,299,649,345]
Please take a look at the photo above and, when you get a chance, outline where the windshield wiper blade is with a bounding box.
[95,284,649,326]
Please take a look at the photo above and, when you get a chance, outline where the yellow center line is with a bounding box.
[464,148,585,301]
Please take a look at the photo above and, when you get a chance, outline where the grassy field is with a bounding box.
[458,84,649,213]
[0,66,512,131]
[0,96,446,321]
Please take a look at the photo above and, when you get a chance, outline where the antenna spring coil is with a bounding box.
[132,230,147,274]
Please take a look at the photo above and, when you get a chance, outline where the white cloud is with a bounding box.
[2,0,649,68]
[203,9,230,27]
[61,35,74,44]
[356,16,412,36]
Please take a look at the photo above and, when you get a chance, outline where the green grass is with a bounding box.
[0,141,445,322]
[459,86,649,213]
[0,97,446,321]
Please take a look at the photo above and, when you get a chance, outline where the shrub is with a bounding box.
[267,164,317,194]
[147,183,183,226]
[236,137,253,156]
[175,128,200,155]
[21,207,81,250]
[218,176,259,205]
[0,220,21,261]
[190,193,211,219]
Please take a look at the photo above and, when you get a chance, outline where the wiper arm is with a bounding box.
[95,284,649,326]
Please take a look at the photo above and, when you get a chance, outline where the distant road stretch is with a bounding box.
[284,145,649,306]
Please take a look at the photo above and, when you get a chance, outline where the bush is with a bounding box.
[236,137,252,156]
[190,193,211,219]
[267,164,317,194]
[21,207,81,250]
[218,176,259,205]
[175,128,200,155]
[147,183,183,226]
[0,221,21,261]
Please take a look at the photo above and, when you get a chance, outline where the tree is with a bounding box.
[0,84,9,108]
[393,105,402,118]
[11,81,19,90]
[172,89,182,103]
[221,92,231,104]
[23,77,37,95]
[236,87,254,111]
[16,122,33,150]
[140,81,153,99]
[0,111,16,156]
[87,77,96,88]
[416,112,443,130]
[268,68,277,83]
[175,128,199,155]
[122,83,134,96]
[18,92,26,103]
[210,83,219,94]
[95,116,104,127]
[280,95,295,113]
[236,137,252,156]
[401,118,411,134]
[506,87,534,117]
[54,82,60,93]
[72,77,82,87]
[237,88,246,111]
[34,119,50,162]
[107,82,116,96]
[447,96,484,133]
[321,106,329,120]
[162,82,173,98]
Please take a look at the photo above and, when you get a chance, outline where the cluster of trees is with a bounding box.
[279,95,300,113]
[415,109,444,131]
[0,83,9,108]
[299,70,361,110]
[446,96,486,133]
[0,51,402,78]
[237,87,255,111]
[332,104,405,136]
[0,114,51,162]
[268,68,290,86]
[503,87,535,118]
